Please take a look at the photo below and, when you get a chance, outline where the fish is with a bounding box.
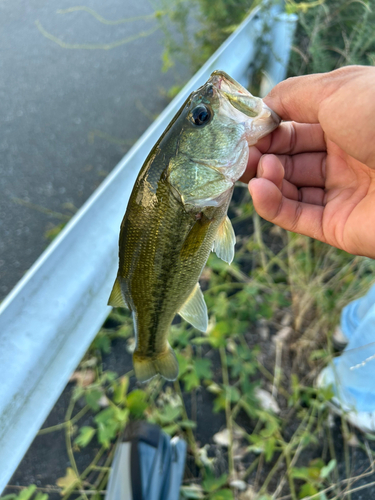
[108,70,280,382]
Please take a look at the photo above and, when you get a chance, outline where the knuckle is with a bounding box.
[320,155,326,180]
[290,202,303,232]
[273,197,284,221]
[288,122,297,153]
[284,154,294,181]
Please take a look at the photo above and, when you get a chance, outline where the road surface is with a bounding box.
[0,0,188,301]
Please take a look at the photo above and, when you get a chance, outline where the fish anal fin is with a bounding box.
[213,216,235,264]
[108,276,128,308]
[179,283,208,333]
[133,345,179,382]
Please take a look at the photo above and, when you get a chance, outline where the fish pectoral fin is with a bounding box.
[133,345,179,382]
[108,276,128,308]
[180,217,212,260]
[213,215,236,264]
[179,283,208,333]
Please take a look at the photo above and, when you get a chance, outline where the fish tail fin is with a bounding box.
[133,345,179,382]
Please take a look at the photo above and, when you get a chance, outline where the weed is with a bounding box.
[8,185,374,499]
[1,487,48,500]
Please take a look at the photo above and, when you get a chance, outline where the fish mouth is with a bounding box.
[254,104,280,129]
[210,70,249,94]
[209,70,280,136]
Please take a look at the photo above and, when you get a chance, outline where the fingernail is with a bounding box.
[257,156,264,178]
[248,179,254,196]
[248,178,258,197]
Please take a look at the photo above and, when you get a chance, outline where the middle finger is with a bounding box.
[256,122,326,155]
[265,152,327,188]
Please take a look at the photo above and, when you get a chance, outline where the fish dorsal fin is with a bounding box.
[213,216,236,264]
[179,283,208,333]
[108,276,128,308]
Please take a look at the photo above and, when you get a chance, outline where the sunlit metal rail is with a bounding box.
[0,5,296,490]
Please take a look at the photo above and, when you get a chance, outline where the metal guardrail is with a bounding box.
[0,5,297,490]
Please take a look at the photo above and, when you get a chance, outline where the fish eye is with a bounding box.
[190,104,212,127]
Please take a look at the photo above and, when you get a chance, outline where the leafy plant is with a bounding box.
[1,486,48,500]
[288,0,375,76]
[154,0,262,74]
[291,458,337,499]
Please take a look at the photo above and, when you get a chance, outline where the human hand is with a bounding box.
[241,65,375,259]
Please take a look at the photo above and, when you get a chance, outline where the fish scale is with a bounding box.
[125,170,226,354]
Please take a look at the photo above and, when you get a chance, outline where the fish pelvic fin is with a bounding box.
[179,283,208,332]
[133,345,179,383]
[108,276,128,308]
[213,215,236,264]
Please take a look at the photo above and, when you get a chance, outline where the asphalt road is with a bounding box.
[0,0,188,301]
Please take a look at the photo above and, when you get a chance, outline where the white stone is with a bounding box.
[213,428,230,447]
[255,388,280,414]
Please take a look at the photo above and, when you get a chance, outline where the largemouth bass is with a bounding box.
[109,71,280,382]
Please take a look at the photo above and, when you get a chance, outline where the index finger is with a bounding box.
[263,73,327,123]
[263,66,370,124]
[256,122,326,155]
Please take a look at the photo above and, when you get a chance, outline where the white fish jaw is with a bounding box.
[245,102,280,145]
